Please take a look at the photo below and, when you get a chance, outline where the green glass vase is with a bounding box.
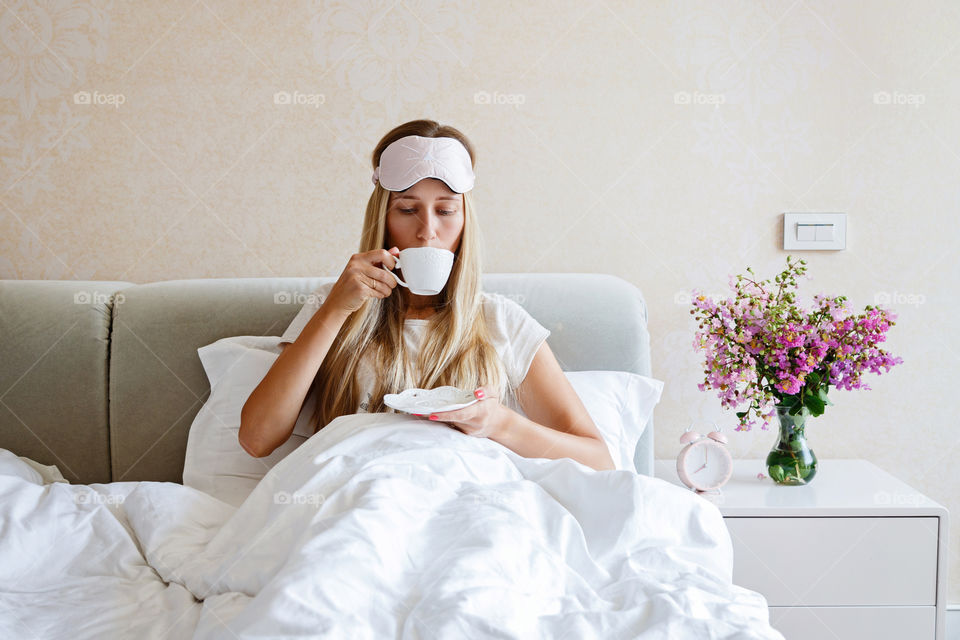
[766,404,817,485]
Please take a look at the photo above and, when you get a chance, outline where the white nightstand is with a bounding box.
[654,458,949,640]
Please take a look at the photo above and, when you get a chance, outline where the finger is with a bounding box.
[359,273,387,298]
[372,277,392,298]
[432,405,476,422]
[365,265,397,290]
[472,387,498,402]
[365,269,396,297]
[374,248,399,270]
[473,389,498,403]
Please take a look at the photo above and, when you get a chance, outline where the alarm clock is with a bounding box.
[676,422,733,494]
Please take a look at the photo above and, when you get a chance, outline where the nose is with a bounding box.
[416,214,438,241]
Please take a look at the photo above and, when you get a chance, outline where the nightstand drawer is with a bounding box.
[725,517,938,606]
[769,605,936,638]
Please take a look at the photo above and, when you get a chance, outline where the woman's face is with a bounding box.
[385,178,464,254]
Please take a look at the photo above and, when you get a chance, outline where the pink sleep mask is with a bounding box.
[372,135,475,193]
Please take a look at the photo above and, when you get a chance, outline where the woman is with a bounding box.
[239,119,614,471]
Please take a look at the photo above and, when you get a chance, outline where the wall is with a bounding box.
[0,0,957,602]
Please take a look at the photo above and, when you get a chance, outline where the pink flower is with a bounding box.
[689,255,902,431]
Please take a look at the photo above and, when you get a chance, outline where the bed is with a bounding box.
[0,273,785,639]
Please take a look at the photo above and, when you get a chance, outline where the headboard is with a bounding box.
[0,273,654,483]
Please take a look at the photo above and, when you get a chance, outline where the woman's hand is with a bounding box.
[325,246,401,315]
[418,387,507,439]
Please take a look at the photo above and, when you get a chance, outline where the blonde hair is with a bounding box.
[307,119,511,433]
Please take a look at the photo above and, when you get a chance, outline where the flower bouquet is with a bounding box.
[689,255,903,484]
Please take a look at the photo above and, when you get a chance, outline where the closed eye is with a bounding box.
[400,208,455,215]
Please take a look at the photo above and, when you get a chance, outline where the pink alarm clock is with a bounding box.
[676,422,733,494]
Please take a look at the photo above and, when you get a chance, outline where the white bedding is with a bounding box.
[0,413,785,639]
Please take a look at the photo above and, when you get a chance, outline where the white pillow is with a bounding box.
[563,370,664,472]
[0,449,44,484]
[183,335,316,507]
[0,449,69,485]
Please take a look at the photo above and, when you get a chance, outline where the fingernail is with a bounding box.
[476,389,485,399]
[429,415,438,420]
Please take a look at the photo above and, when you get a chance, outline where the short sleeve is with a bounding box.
[278,281,336,346]
[497,296,551,389]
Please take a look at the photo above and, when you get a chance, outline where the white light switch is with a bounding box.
[815,224,834,241]
[783,213,846,250]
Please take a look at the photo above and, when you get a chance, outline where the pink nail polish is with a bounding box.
[429,415,437,420]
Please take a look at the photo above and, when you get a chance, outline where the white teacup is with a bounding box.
[383,247,455,295]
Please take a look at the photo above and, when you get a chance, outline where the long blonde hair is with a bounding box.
[307,119,510,433]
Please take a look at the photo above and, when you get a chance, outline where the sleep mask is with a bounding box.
[372,135,475,193]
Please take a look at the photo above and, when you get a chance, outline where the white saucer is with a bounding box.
[383,386,479,414]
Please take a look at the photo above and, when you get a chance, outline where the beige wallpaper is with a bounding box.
[1,0,958,601]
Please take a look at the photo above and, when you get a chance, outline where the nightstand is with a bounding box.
[654,459,949,640]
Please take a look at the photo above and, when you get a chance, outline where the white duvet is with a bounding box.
[0,413,785,639]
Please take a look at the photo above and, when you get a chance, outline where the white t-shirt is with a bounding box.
[278,281,551,416]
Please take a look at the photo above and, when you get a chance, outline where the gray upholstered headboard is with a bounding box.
[0,273,654,483]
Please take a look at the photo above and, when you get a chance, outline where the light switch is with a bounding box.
[815,224,834,241]
[783,213,846,250]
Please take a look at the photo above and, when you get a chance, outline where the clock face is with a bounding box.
[677,439,733,491]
